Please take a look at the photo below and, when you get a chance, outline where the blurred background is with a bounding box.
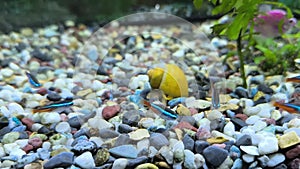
[0,0,299,33]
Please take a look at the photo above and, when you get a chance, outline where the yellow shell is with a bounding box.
[147,64,188,100]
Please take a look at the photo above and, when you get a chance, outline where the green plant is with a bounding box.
[193,0,295,88]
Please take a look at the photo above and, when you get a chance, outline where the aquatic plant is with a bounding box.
[194,0,296,87]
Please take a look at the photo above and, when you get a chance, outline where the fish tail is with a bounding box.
[273,102,298,113]
[286,76,300,83]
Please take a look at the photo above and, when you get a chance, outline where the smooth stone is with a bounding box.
[28,137,43,149]
[182,134,194,151]
[95,148,110,166]
[41,112,61,124]
[286,145,300,159]
[194,154,205,168]
[223,121,235,137]
[43,152,74,169]
[72,139,97,154]
[232,158,243,169]
[195,140,209,154]
[88,118,113,130]
[267,153,285,167]
[207,110,223,121]
[230,145,241,159]
[245,115,260,125]
[114,134,132,147]
[258,137,278,155]
[236,134,252,146]
[112,158,128,169]
[122,110,140,126]
[258,155,269,168]
[8,102,25,114]
[284,128,300,137]
[135,163,158,169]
[126,156,148,168]
[37,148,50,160]
[109,145,138,159]
[55,122,71,133]
[149,133,169,150]
[102,105,121,120]
[128,129,150,141]
[274,163,288,169]
[231,117,247,130]
[242,154,255,163]
[118,124,133,133]
[253,120,267,132]
[278,131,300,149]
[217,156,233,169]
[176,104,191,116]
[258,84,273,94]
[243,106,261,116]
[271,109,282,121]
[46,93,62,101]
[184,149,196,169]
[74,151,95,169]
[2,132,20,144]
[240,146,259,156]
[289,158,300,169]
[99,128,120,139]
[159,146,173,165]
[203,146,229,167]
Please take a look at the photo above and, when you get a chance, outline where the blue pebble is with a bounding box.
[37,148,50,160]
[230,145,241,159]
[12,117,22,125]
[12,125,26,132]
[17,153,39,168]
[23,86,33,93]
[168,97,185,107]
[231,158,243,169]
[226,110,236,118]
[263,124,276,134]
[249,88,258,98]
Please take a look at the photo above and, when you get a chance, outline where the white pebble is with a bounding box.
[4,143,20,154]
[240,146,259,156]
[267,153,285,167]
[7,103,24,115]
[74,152,95,169]
[252,120,267,132]
[258,137,278,155]
[245,115,260,125]
[242,154,255,163]
[0,106,11,117]
[223,121,235,137]
[112,158,128,169]
[55,122,71,133]
[1,68,14,77]
[41,112,61,124]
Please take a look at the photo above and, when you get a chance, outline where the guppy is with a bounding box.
[32,99,73,113]
[25,71,42,88]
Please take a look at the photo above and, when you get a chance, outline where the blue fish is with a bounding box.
[144,100,178,119]
[25,71,41,88]
[274,102,300,113]
[286,75,300,83]
[32,99,73,113]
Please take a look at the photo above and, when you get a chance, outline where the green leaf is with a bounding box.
[211,23,229,35]
[255,45,277,63]
[210,0,218,5]
[212,0,237,15]
[193,0,203,9]
[254,56,265,64]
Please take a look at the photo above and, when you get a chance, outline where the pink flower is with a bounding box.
[254,9,297,37]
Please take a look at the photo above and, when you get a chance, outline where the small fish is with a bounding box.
[286,76,300,83]
[143,99,178,119]
[274,102,300,113]
[32,99,73,113]
[254,9,297,37]
[25,71,41,88]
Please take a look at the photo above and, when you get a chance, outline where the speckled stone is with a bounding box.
[95,148,110,166]
[278,131,300,149]
[43,152,74,169]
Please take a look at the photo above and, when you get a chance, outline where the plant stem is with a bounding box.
[237,29,247,88]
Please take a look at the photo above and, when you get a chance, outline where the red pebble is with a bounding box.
[235,114,248,121]
[21,118,34,129]
[102,105,121,120]
[196,127,211,140]
[60,114,68,121]
[289,158,300,169]
[22,144,34,153]
[28,137,43,149]
[286,145,300,159]
[212,144,226,149]
[264,118,276,125]
[189,108,198,115]
[174,121,198,132]
[37,88,48,95]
